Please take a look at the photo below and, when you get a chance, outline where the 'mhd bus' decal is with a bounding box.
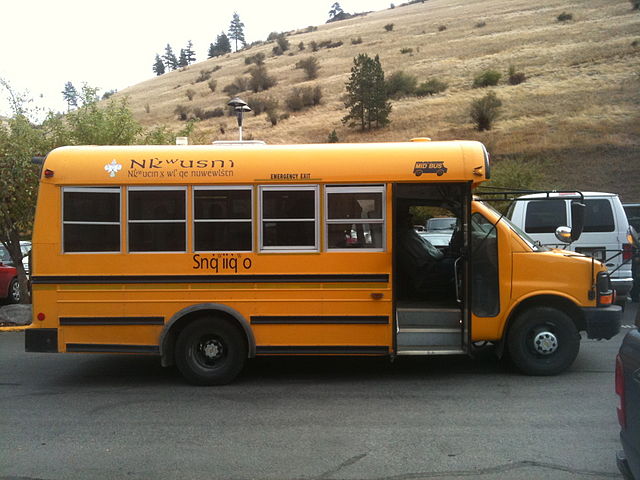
[413,161,448,177]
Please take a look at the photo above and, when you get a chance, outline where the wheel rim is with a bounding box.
[11,281,20,302]
[193,334,226,368]
[530,328,559,355]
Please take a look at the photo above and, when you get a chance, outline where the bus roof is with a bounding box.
[40,140,489,186]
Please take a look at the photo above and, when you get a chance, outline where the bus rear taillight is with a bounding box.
[615,354,626,429]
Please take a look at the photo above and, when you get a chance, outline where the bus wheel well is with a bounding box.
[498,295,584,358]
[160,307,253,367]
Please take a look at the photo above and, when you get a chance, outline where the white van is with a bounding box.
[508,192,633,300]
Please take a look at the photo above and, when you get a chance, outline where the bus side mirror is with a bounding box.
[570,201,586,242]
[628,226,639,247]
[555,226,572,244]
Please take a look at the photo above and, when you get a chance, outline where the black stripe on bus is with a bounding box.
[65,344,159,354]
[251,316,389,325]
[60,317,164,326]
[31,274,389,285]
[256,346,389,355]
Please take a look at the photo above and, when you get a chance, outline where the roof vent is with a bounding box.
[410,137,432,142]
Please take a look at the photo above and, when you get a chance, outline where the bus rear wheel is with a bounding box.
[175,318,247,385]
[507,307,580,376]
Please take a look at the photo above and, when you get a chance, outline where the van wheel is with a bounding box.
[8,278,20,304]
[507,307,580,376]
[175,318,247,385]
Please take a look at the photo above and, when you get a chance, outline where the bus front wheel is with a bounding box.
[507,307,580,376]
[175,318,247,385]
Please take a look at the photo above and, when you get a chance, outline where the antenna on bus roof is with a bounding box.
[227,97,251,142]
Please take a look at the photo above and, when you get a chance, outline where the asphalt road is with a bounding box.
[1,304,637,480]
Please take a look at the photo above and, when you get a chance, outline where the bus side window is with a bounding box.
[194,187,252,252]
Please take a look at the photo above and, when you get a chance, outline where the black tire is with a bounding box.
[175,318,247,385]
[414,170,423,176]
[436,169,445,176]
[7,278,20,304]
[507,307,580,376]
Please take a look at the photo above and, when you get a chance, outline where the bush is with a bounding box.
[298,41,305,51]
[195,70,212,83]
[248,65,276,93]
[507,65,526,85]
[174,104,190,121]
[351,37,363,45]
[473,69,501,88]
[470,91,502,131]
[247,96,279,116]
[207,79,217,93]
[295,57,320,80]
[384,23,394,31]
[185,89,196,101]
[267,110,279,126]
[328,129,339,143]
[386,71,418,98]
[276,35,290,52]
[631,0,640,10]
[223,77,249,95]
[557,12,573,22]
[272,45,284,56]
[245,53,266,65]
[192,107,225,120]
[318,39,342,49]
[285,86,322,111]
[310,41,318,52]
[474,21,487,28]
[400,47,413,54]
[415,78,448,96]
[438,25,447,31]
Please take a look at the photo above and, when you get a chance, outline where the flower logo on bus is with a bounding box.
[413,161,447,177]
[104,159,122,177]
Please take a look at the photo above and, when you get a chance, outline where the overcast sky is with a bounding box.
[1,0,392,119]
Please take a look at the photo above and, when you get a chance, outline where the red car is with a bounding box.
[0,261,20,304]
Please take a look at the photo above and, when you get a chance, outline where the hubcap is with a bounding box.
[11,281,20,301]
[197,337,224,366]
[533,331,558,355]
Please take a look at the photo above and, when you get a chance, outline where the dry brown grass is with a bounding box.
[114,0,640,200]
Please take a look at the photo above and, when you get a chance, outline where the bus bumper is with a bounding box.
[582,305,622,340]
[25,328,58,353]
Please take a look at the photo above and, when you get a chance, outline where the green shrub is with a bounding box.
[415,78,448,96]
[195,70,212,83]
[285,86,322,111]
[473,69,501,88]
[384,23,394,31]
[185,89,196,101]
[247,96,279,116]
[276,35,290,52]
[295,57,320,80]
[557,12,573,22]
[328,129,339,143]
[470,91,502,131]
[507,65,526,85]
[207,79,217,93]
[438,25,447,31]
[223,77,249,95]
[400,47,413,54]
[174,104,190,121]
[631,0,640,10]
[248,65,276,93]
[244,53,265,65]
[298,41,305,51]
[474,21,487,28]
[310,41,318,52]
[351,37,363,45]
[385,71,418,98]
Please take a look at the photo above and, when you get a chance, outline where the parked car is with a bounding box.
[0,260,19,304]
[624,204,640,232]
[616,326,640,479]
[508,192,633,300]
[0,241,31,275]
[420,217,457,248]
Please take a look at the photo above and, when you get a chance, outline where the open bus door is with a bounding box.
[393,182,472,356]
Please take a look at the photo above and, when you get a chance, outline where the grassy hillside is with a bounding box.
[115,0,640,201]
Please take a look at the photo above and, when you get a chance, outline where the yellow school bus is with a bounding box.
[26,139,621,384]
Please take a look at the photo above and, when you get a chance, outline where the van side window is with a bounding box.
[524,200,567,233]
[128,187,186,252]
[194,187,252,252]
[326,186,385,250]
[583,199,615,232]
[260,186,318,251]
[62,187,120,253]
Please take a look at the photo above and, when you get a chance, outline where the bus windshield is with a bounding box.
[480,201,547,251]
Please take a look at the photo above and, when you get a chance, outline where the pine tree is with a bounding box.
[61,81,78,110]
[185,40,196,64]
[152,54,165,76]
[228,12,246,52]
[162,44,178,71]
[342,54,391,130]
[178,49,188,68]
[208,32,232,58]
